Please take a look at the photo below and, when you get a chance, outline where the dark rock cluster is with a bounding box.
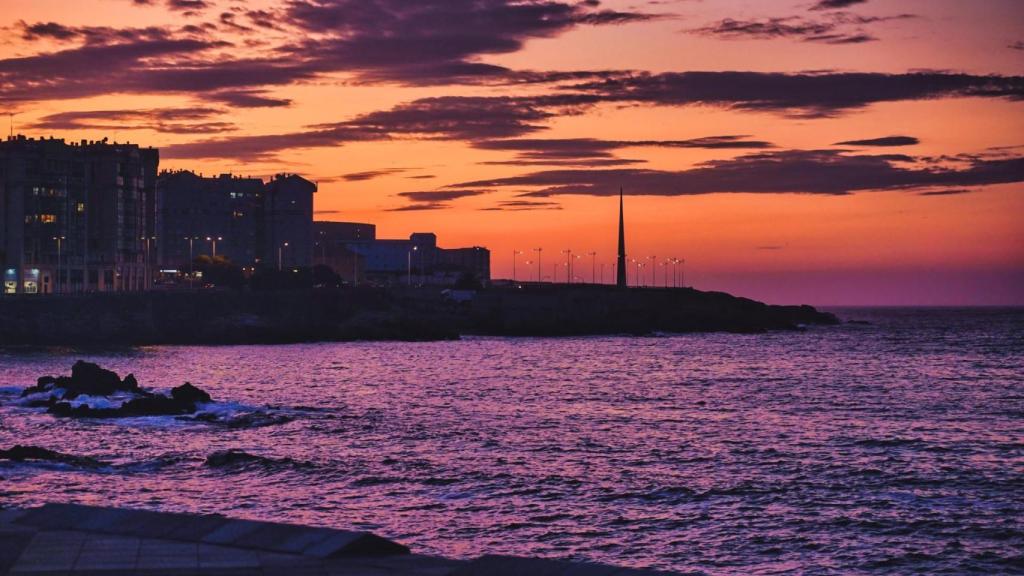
[0,445,105,468]
[21,360,213,418]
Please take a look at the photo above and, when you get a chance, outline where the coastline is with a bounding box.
[0,285,838,346]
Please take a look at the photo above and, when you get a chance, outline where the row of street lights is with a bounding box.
[512,249,686,287]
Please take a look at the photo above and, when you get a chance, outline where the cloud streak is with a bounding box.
[451,149,1024,197]
[834,136,919,146]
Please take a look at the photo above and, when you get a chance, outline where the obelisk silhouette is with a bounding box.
[616,187,627,288]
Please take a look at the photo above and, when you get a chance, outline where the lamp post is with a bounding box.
[561,249,572,284]
[52,236,65,294]
[633,259,641,287]
[278,241,289,271]
[206,236,222,258]
[680,258,686,288]
[140,236,154,291]
[513,250,523,282]
[648,255,656,287]
[587,251,597,284]
[184,236,197,289]
[407,245,418,286]
[533,248,542,283]
[524,260,532,282]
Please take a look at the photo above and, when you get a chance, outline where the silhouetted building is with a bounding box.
[0,135,158,294]
[350,232,490,286]
[157,171,316,271]
[312,221,375,284]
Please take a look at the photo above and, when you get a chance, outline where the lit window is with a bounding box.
[77,203,85,213]
[40,214,57,224]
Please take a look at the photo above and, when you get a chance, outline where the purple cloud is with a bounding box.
[450,149,1024,197]
[31,107,235,134]
[834,136,919,147]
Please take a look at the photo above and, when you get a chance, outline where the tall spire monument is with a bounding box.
[616,187,627,288]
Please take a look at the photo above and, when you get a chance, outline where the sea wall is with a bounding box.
[0,286,837,345]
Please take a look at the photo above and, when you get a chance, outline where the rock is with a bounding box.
[123,374,139,390]
[65,360,134,398]
[171,382,212,405]
[23,362,215,419]
[0,445,105,468]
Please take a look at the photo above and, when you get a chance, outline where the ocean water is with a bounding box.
[1,307,1022,574]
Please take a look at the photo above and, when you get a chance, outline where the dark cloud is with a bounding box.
[280,0,661,84]
[397,189,490,202]
[834,136,919,146]
[389,188,492,211]
[20,21,80,41]
[562,71,1024,118]
[810,0,868,10]
[451,149,1024,197]
[918,189,973,196]
[158,68,1024,159]
[481,200,562,211]
[407,174,436,179]
[473,136,773,166]
[163,96,554,160]
[1010,41,1024,51]
[342,168,411,181]
[167,0,209,12]
[691,13,913,45]
[31,107,235,134]
[387,202,449,211]
[204,89,292,108]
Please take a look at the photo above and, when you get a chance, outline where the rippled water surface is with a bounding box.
[2,308,1023,574]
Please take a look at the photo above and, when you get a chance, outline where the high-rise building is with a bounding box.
[0,135,158,294]
[156,171,316,271]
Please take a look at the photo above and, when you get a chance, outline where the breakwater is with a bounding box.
[0,285,837,345]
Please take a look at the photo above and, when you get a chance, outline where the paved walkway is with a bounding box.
[0,504,670,575]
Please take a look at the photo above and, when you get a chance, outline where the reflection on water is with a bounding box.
[1,308,1022,574]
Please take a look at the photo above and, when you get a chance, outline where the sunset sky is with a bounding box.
[2,0,1022,304]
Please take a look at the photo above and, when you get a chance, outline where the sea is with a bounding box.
[1,307,1022,575]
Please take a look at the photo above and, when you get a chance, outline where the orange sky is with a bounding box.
[2,0,1022,304]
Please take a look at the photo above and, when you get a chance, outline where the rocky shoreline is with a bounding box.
[0,285,839,346]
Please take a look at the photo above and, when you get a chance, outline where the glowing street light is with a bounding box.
[278,241,289,271]
[533,247,543,283]
[185,234,198,286]
[512,250,523,282]
[561,249,572,284]
[587,251,597,284]
[407,245,418,286]
[205,236,223,258]
[52,235,65,294]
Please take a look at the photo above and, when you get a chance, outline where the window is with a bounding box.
[40,214,56,224]
[77,203,85,213]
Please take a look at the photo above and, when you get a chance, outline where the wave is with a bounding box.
[203,449,313,473]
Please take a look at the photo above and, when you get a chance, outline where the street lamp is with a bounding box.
[532,248,542,283]
[587,251,597,284]
[561,249,572,284]
[52,236,65,294]
[184,236,198,289]
[648,255,657,287]
[140,236,155,291]
[206,236,223,258]
[278,241,289,271]
[524,260,533,282]
[407,245,418,286]
[513,250,523,282]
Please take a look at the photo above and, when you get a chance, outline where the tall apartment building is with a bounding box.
[156,171,316,270]
[0,136,158,294]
